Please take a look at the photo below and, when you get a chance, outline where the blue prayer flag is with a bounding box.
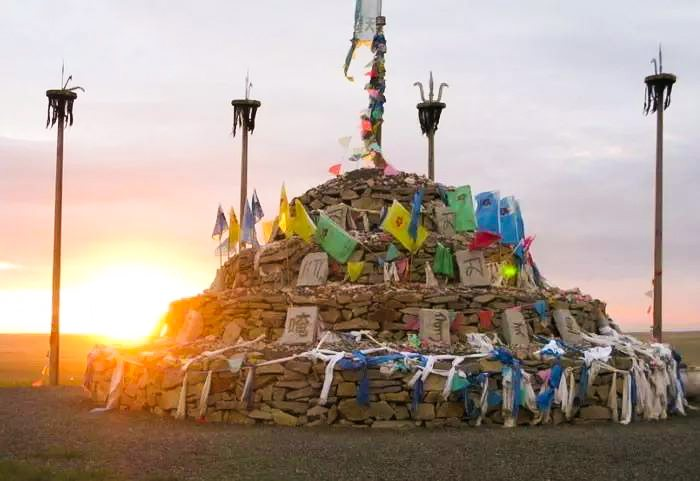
[211,205,228,239]
[408,188,424,240]
[251,190,265,224]
[499,196,519,245]
[241,198,258,247]
[475,191,500,234]
[514,199,525,244]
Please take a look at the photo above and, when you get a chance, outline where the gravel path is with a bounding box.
[1,387,698,481]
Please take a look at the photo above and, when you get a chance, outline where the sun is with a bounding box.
[61,263,200,344]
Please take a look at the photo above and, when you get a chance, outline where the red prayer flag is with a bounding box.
[450,312,465,333]
[478,310,494,331]
[328,164,342,176]
[469,231,501,251]
[404,315,420,330]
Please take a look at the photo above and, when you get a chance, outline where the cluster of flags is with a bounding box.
[211,180,537,289]
[211,189,268,260]
[475,191,526,246]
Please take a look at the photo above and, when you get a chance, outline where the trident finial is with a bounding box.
[414,72,448,103]
[651,44,663,75]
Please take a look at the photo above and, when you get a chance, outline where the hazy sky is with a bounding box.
[1,0,699,336]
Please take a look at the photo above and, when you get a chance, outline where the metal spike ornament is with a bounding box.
[360,14,388,169]
[45,67,84,386]
[414,71,448,180]
[643,45,677,343]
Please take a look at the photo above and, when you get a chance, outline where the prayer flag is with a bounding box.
[338,136,352,148]
[251,190,264,224]
[499,196,519,245]
[408,188,424,240]
[329,163,342,176]
[228,207,240,250]
[475,191,500,234]
[278,184,291,237]
[432,243,455,278]
[315,212,358,263]
[211,205,228,239]
[533,300,548,321]
[386,243,400,262]
[447,185,476,232]
[468,231,501,251]
[381,200,428,253]
[514,199,525,244]
[343,0,382,81]
[241,198,258,247]
[347,261,365,282]
[262,220,274,244]
[383,164,400,176]
[479,310,494,331]
[291,201,316,243]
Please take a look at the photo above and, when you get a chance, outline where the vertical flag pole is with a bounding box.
[232,75,261,251]
[45,77,82,386]
[414,72,448,181]
[644,49,676,343]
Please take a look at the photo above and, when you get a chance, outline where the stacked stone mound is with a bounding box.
[84,169,687,427]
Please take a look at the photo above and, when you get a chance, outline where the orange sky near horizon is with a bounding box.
[2,1,699,340]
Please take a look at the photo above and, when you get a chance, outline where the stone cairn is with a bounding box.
[85,169,689,428]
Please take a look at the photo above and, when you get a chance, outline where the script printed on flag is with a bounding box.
[455,251,491,287]
[419,309,451,346]
[502,308,531,347]
[297,252,329,287]
[553,309,584,345]
[434,205,457,237]
[280,306,319,345]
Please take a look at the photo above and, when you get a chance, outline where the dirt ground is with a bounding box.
[0,387,699,481]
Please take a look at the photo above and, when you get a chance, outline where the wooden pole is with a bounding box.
[239,123,248,252]
[652,89,664,342]
[49,101,65,386]
[428,131,435,181]
[645,71,675,343]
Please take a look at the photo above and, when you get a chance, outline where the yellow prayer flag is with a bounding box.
[381,200,429,253]
[347,261,365,282]
[262,220,274,244]
[278,183,291,237]
[228,207,240,250]
[292,200,316,243]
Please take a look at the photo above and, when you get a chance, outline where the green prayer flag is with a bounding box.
[447,185,476,232]
[433,243,455,278]
[451,375,470,392]
[386,243,401,262]
[315,212,358,263]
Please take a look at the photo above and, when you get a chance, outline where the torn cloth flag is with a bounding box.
[343,0,382,81]
[251,190,264,224]
[212,205,228,238]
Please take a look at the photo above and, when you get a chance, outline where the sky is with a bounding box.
[1,0,699,339]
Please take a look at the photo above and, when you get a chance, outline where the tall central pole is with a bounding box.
[240,121,249,237]
[232,84,261,250]
[46,86,80,386]
[644,63,676,343]
[49,107,65,387]
[653,94,664,342]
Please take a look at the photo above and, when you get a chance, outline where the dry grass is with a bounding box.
[630,331,700,365]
